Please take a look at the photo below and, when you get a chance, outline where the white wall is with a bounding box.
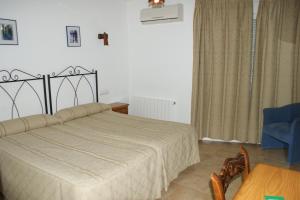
[0,0,259,122]
[254,0,260,18]
[126,0,195,123]
[0,0,129,112]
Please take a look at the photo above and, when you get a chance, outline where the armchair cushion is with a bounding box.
[262,103,300,165]
[263,122,292,143]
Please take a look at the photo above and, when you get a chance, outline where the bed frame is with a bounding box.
[0,66,98,118]
[0,69,48,119]
[47,66,99,115]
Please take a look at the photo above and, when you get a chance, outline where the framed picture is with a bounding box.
[66,26,81,47]
[0,18,18,45]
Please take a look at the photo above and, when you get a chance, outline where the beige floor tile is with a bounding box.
[164,183,213,200]
[173,172,211,193]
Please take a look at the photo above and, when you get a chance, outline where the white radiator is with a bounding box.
[129,96,176,121]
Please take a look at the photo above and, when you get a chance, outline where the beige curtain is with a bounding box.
[294,8,300,101]
[192,0,253,141]
[248,0,300,143]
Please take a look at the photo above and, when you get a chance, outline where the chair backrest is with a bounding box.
[210,146,250,200]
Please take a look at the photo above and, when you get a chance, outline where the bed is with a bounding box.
[0,67,200,200]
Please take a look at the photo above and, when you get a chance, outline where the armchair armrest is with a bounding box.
[263,106,292,125]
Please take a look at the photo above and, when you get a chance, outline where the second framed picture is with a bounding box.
[66,26,81,47]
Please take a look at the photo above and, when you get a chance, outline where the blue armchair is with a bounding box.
[261,103,300,165]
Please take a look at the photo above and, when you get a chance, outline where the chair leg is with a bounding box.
[261,133,286,149]
[288,144,300,165]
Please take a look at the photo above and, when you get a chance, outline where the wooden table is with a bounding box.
[233,164,300,200]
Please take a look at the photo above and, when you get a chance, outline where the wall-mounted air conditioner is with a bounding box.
[140,4,183,25]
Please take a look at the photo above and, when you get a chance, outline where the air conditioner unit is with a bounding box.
[140,4,183,25]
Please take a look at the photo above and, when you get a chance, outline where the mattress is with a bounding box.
[0,105,200,200]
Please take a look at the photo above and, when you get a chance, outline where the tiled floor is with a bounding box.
[159,140,300,200]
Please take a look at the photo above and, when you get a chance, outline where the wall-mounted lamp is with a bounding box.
[148,0,165,8]
[98,32,109,46]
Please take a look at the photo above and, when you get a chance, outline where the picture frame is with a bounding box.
[66,26,81,47]
[0,18,18,45]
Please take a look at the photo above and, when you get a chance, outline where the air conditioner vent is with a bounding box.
[140,4,183,24]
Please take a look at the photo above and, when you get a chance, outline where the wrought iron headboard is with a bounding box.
[47,66,99,115]
[0,69,48,120]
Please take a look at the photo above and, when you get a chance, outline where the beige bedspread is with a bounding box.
[65,111,200,190]
[0,110,199,200]
[0,125,162,200]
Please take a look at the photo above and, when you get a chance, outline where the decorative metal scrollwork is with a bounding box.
[0,69,41,82]
[50,66,95,77]
[0,69,48,120]
[48,66,99,115]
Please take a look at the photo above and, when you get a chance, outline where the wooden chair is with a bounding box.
[210,146,250,200]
